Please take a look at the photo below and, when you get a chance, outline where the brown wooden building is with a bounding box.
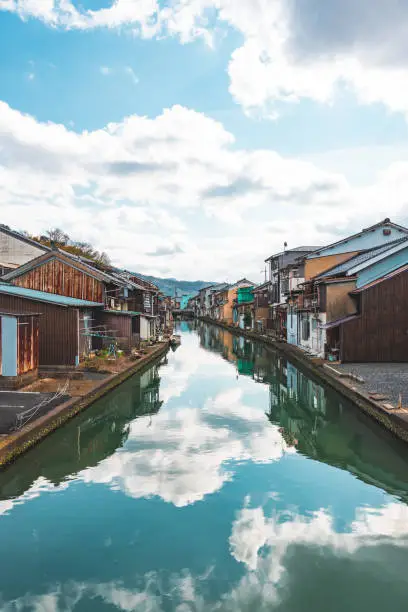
[252,282,270,332]
[0,311,40,388]
[0,283,103,368]
[93,310,141,350]
[2,249,122,305]
[2,252,160,346]
[331,265,408,362]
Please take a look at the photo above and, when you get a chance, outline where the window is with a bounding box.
[131,317,139,335]
[302,317,310,341]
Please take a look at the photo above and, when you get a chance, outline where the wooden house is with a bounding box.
[337,266,408,362]
[252,282,270,332]
[0,311,40,388]
[124,273,160,339]
[1,250,157,348]
[0,283,103,369]
[2,249,126,306]
[216,280,254,325]
[291,219,408,356]
[233,286,255,329]
[265,246,319,339]
[317,238,408,362]
[303,218,408,280]
[158,295,173,331]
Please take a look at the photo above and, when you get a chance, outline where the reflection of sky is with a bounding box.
[1,325,408,609]
[3,501,408,611]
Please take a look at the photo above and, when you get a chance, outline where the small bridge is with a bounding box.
[172,309,195,319]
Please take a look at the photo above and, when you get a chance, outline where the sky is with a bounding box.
[1,1,408,282]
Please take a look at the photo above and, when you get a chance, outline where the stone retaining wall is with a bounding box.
[199,317,408,444]
[0,342,169,468]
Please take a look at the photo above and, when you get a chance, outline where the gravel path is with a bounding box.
[335,363,408,406]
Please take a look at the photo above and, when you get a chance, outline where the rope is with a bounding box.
[13,379,70,431]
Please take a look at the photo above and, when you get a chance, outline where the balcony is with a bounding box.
[302,295,319,310]
[282,276,305,295]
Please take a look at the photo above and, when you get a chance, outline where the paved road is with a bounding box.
[0,392,70,434]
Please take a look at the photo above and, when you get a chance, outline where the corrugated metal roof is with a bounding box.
[103,310,158,318]
[253,281,270,291]
[265,246,320,260]
[352,264,408,293]
[211,283,230,292]
[316,238,408,279]
[103,309,140,316]
[0,283,104,308]
[307,219,408,260]
[1,249,139,290]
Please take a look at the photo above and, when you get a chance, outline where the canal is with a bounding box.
[1,321,408,610]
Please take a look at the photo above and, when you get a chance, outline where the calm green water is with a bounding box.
[1,321,408,611]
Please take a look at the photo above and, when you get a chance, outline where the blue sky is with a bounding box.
[1,0,408,281]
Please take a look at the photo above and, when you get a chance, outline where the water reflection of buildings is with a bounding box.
[0,363,163,502]
[199,322,262,376]
[198,322,408,502]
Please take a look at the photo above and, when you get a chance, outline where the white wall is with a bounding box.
[0,232,45,266]
[298,313,326,357]
[140,316,150,340]
[139,316,157,340]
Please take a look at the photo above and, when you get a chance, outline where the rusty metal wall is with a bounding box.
[17,315,39,375]
[0,294,79,366]
[14,258,103,302]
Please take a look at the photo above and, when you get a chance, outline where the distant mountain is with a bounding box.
[137,275,214,297]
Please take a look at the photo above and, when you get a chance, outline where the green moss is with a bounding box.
[0,343,169,469]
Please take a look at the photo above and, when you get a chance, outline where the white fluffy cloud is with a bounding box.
[4,500,408,611]
[4,0,408,119]
[78,382,291,507]
[228,500,408,606]
[3,98,408,281]
[0,342,289,509]
[0,99,345,280]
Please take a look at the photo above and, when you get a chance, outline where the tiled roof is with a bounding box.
[351,264,408,293]
[0,283,104,308]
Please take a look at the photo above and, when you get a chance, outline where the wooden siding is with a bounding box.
[14,258,104,302]
[341,269,408,362]
[17,315,39,375]
[254,306,269,322]
[0,294,79,366]
[95,312,139,350]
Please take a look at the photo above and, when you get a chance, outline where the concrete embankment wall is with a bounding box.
[199,317,408,444]
[0,342,169,468]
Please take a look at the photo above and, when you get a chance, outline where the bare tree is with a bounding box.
[97,251,111,266]
[46,228,70,245]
